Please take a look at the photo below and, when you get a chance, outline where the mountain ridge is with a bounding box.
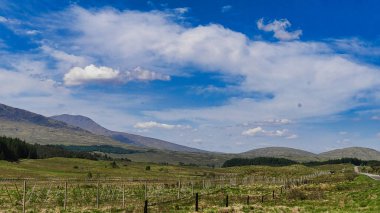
[50,114,207,153]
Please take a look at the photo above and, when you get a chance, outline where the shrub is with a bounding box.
[287,188,307,200]
[87,171,93,179]
[110,161,119,168]
[145,165,151,171]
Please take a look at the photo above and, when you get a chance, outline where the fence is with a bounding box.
[0,171,330,212]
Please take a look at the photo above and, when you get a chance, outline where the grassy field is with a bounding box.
[0,158,378,212]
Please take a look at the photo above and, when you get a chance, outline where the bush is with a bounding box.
[87,171,93,179]
[110,161,119,168]
[145,165,151,171]
[287,188,307,200]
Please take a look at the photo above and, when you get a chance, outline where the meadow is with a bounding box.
[0,158,378,212]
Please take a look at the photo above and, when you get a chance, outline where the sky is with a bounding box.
[1,0,380,153]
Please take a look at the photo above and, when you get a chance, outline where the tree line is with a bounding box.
[222,157,380,168]
[222,157,297,167]
[0,136,113,162]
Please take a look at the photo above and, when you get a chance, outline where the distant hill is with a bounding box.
[319,147,380,161]
[50,114,206,153]
[241,147,320,162]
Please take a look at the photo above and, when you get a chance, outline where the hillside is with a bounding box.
[241,147,320,162]
[319,147,380,161]
[0,104,137,148]
[51,114,206,153]
[0,104,227,165]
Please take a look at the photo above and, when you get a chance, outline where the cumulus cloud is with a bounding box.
[257,18,302,41]
[40,7,380,125]
[134,121,190,129]
[64,64,170,86]
[242,127,264,136]
[242,126,297,139]
[241,126,298,139]
[64,64,119,86]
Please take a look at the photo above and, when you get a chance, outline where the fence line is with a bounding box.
[0,170,331,211]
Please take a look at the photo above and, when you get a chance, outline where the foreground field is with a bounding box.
[0,158,378,212]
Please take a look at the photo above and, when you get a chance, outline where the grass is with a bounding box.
[0,158,378,212]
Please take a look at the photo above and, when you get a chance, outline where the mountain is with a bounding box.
[0,103,134,148]
[241,147,320,162]
[50,114,206,153]
[318,147,380,161]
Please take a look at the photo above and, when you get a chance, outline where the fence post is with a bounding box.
[273,190,275,199]
[191,181,194,195]
[144,200,148,213]
[144,181,147,200]
[225,195,228,207]
[247,195,249,205]
[281,186,283,194]
[122,183,125,209]
[23,180,26,213]
[177,180,181,199]
[96,182,99,209]
[261,195,264,203]
[64,181,67,210]
[195,193,199,212]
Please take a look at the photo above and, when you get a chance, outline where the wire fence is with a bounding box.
[0,171,331,212]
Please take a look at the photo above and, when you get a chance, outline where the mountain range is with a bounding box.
[1,103,380,165]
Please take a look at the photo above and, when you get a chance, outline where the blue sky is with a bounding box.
[1,0,380,153]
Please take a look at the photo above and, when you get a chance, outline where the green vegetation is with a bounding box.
[0,157,378,212]
[63,144,140,154]
[0,136,112,162]
[222,157,297,167]
[223,157,380,170]
[0,136,37,161]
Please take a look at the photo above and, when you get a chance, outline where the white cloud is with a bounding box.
[8,7,379,152]
[51,6,380,124]
[124,66,170,81]
[371,115,380,120]
[221,5,232,13]
[64,64,120,86]
[257,18,302,41]
[134,121,191,130]
[286,134,298,139]
[173,7,189,15]
[0,16,7,23]
[64,64,170,86]
[242,126,264,136]
[264,118,292,125]
[242,126,296,139]
[41,45,89,67]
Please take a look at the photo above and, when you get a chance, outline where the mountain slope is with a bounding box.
[50,114,206,153]
[241,147,320,162]
[0,104,135,148]
[318,147,380,161]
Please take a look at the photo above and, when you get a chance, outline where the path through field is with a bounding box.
[354,166,380,180]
